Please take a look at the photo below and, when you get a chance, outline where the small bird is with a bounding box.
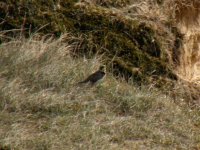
[78,65,105,85]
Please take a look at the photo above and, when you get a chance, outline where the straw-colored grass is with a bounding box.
[123,0,200,85]
[0,34,200,150]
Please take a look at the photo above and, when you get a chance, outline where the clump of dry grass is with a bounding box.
[124,0,200,26]
[122,0,200,86]
[169,0,200,26]
[0,34,200,149]
[164,0,200,84]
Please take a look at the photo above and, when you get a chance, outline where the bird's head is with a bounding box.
[99,65,105,72]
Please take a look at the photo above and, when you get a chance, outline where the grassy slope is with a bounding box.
[0,35,200,150]
[1,0,199,104]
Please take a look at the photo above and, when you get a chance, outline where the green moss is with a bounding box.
[94,0,130,7]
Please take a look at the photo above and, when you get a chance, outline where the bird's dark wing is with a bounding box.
[78,72,97,84]
[78,71,105,84]
[89,71,105,83]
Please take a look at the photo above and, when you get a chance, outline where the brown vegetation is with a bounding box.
[0,35,200,149]
[0,0,200,148]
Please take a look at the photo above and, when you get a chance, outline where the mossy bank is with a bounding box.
[0,0,199,103]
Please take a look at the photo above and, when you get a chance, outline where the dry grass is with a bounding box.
[0,34,200,150]
[176,32,200,84]
[121,0,200,85]
[168,0,200,84]
[170,0,200,26]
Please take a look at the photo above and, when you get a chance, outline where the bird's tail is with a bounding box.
[77,81,84,85]
[77,80,88,86]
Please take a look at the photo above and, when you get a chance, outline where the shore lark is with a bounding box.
[78,65,105,85]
